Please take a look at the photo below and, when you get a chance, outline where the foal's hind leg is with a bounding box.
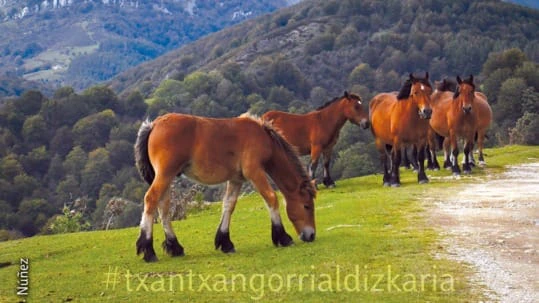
[137,174,174,262]
[322,149,336,188]
[215,181,242,253]
[246,169,293,247]
[159,188,184,257]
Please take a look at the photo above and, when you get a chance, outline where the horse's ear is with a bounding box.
[425,71,429,80]
[469,74,474,83]
[456,76,462,84]
[409,73,415,81]
[344,91,349,98]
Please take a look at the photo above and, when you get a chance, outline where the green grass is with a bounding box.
[1,145,537,302]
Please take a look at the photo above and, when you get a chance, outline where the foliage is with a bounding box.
[0,0,293,91]
[45,206,91,234]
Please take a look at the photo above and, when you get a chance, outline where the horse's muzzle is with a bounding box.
[300,226,315,242]
[419,108,432,119]
[462,106,472,114]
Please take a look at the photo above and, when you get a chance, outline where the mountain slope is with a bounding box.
[109,0,538,99]
[0,0,298,91]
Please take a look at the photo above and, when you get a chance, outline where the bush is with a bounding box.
[509,112,539,145]
[44,206,91,234]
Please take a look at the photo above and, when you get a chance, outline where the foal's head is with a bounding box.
[398,73,433,119]
[286,180,316,242]
[341,91,370,129]
[455,75,475,114]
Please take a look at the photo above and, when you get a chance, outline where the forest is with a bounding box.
[0,0,537,239]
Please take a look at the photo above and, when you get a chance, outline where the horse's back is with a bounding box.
[474,93,492,129]
[149,113,273,184]
[369,93,398,143]
[262,110,313,154]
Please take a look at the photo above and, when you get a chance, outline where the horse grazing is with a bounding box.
[134,113,316,262]
[369,73,433,187]
[262,91,369,188]
[429,75,483,175]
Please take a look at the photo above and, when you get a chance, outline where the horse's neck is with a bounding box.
[318,100,348,132]
[265,148,302,195]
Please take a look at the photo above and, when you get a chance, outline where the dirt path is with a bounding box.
[426,163,539,303]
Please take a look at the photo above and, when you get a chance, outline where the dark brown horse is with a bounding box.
[370,73,433,187]
[429,75,482,175]
[262,92,369,188]
[134,113,316,262]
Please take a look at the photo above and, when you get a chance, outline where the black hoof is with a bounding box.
[136,232,158,262]
[419,179,429,184]
[322,178,336,188]
[215,229,236,253]
[272,223,294,247]
[162,236,185,257]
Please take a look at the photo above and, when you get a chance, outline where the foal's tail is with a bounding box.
[134,119,155,185]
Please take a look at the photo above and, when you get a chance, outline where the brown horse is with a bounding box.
[134,113,316,262]
[427,78,492,170]
[429,75,482,175]
[262,92,369,188]
[369,73,433,187]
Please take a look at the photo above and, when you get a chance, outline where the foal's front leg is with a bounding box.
[246,169,293,247]
[215,181,242,253]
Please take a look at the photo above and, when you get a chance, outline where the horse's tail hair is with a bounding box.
[135,118,155,185]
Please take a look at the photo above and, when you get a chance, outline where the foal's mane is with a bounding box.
[397,77,432,100]
[240,112,315,199]
[316,92,360,110]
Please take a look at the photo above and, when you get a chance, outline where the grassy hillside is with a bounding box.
[1,145,537,302]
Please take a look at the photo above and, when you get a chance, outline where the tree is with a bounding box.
[510,112,539,145]
[22,115,48,147]
[349,63,375,88]
[80,148,113,200]
[15,198,54,236]
[82,85,120,112]
[120,90,147,117]
[21,146,50,178]
[15,90,45,116]
[63,146,88,180]
[72,109,118,151]
[0,154,23,181]
[55,175,81,207]
[482,48,527,76]
[105,140,134,170]
[493,77,527,126]
[49,126,74,158]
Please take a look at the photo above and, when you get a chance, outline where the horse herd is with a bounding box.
[133,72,492,262]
